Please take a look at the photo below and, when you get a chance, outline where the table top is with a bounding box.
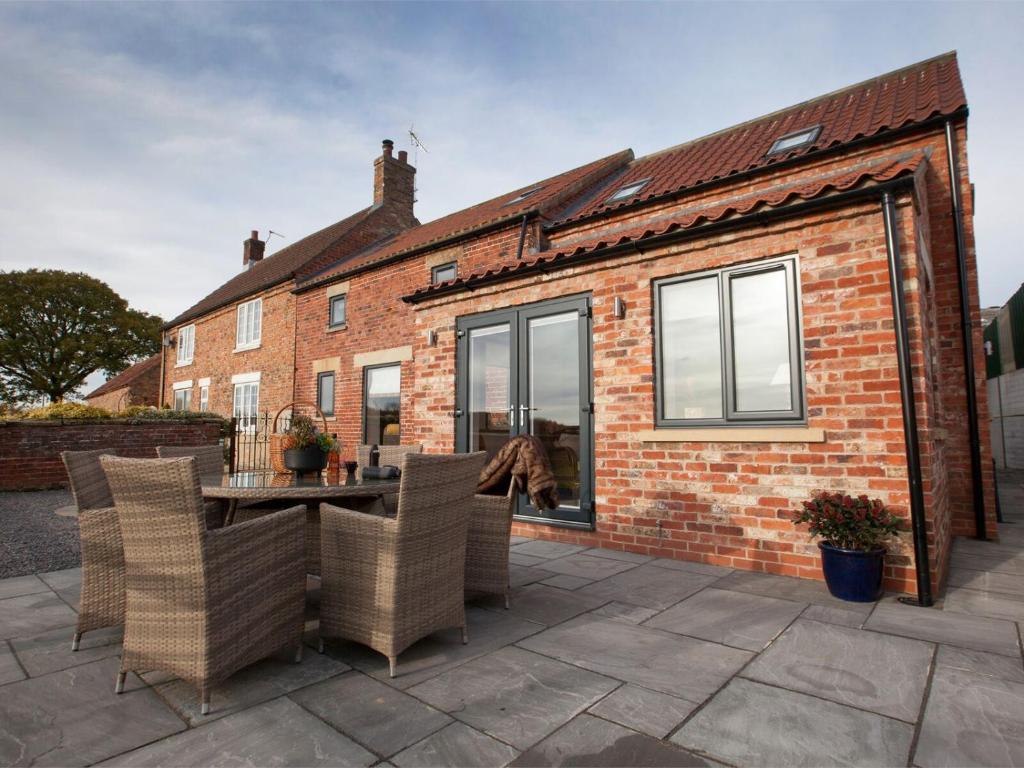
[200,471,400,499]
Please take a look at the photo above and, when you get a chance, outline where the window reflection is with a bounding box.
[660,277,723,420]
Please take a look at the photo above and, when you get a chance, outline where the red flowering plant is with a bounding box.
[792,492,905,552]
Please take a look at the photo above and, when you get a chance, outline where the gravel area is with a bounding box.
[0,490,80,578]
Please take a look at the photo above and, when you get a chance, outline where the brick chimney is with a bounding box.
[243,230,265,268]
[373,139,415,220]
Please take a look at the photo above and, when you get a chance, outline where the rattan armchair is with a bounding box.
[466,479,519,608]
[354,444,422,517]
[318,451,486,677]
[101,456,307,715]
[60,449,124,652]
[156,444,227,529]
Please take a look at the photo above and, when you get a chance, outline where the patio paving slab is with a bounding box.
[409,646,618,750]
[0,656,185,767]
[391,722,519,768]
[37,567,82,609]
[935,645,1024,683]
[743,618,933,722]
[0,591,77,640]
[144,646,349,726]
[11,623,122,677]
[511,714,713,767]
[587,684,697,739]
[913,666,1024,767]
[509,553,550,568]
[509,536,533,546]
[578,564,718,610]
[330,606,543,690]
[500,584,609,626]
[943,586,1024,622]
[517,614,752,703]
[646,587,805,651]
[672,677,914,767]
[539,554,640,581]
[799,602,872,628]
[539,574,594,590]
[947,566,1024,596]
[0,641,26,685]
[953,553,1024,575]
[510,541,587,560]
[0,574,49,600]
[589,602,660,625]
[582,548,654,564]
[712,569,857,609]
[509,565,556,588]
[952,538,1024,559]
[865,601,1021,657]
[289,671,452,757]
[100,696,376,767]
[648,558,734,578]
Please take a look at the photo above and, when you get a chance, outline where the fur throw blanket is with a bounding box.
[477,434,560,511]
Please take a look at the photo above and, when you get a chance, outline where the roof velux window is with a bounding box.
[506,186,544,205]
[767,126,821,156]
[606,179,650,204]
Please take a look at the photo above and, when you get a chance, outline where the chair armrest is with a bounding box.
[319,503,396,588]
[206,505,306,590]
[320,502,394,539]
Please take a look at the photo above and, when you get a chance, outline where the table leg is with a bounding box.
[224,499,238,527]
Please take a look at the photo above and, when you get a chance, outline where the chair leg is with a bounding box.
[388,656,397,678]
[504,589,510,610]
[294,644,303,663]
[200,688,211,716]
[114,671,126,694]
[462,624,469,644]
[317,638,325,654]
[71,632,82,651]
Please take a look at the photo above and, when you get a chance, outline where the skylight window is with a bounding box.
[767,126,821,156]
[607,179,650,204]
[506,186,544,205]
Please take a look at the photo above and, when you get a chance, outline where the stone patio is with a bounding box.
[1,479,1023,766]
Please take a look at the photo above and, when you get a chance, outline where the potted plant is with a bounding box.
[792,492,905,602]
[282,415,339,476]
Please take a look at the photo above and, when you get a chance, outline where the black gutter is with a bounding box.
[515,214,529,260]
[882,191,933,607]
[944,120,987,541]
[544,108,968,235]
[405,175,915,303]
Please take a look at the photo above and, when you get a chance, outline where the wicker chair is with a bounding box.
[318,451,486,677]
[60,449,125,652]
[353,443,422,517]
[101,456,307,715]
[156,444,227,529]
[466,479,519,608]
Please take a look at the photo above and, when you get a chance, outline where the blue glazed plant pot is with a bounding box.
[818,542,885,602]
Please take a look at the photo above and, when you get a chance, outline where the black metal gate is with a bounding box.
[228,411,291,471]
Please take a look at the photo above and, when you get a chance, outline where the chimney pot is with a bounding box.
[243,230,266,268]
[382,139,394,158]
[398,150,408,163]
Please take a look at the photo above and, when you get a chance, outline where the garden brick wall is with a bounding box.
[0,419,223,491]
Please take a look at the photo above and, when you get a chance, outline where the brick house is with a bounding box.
[84,353,161,412]
[158,142,419,441]
[165,52,991,599]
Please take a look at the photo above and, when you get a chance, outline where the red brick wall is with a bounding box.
[408,193,954,595]
[86,363,161,413]
[0,419,223,490]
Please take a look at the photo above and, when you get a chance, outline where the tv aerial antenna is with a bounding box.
[408,125,428,202]
[266,230,286,252]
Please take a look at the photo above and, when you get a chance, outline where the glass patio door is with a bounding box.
[456,295,593,528]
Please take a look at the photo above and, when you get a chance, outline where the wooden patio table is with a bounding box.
[201,470,400,526]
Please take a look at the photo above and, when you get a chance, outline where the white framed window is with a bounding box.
[176,325,195,366]
[233,381,260,431]
[172,381,193,411]
[235,298,262,350]
[199,385,209,411]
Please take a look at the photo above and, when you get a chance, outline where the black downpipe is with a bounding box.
[515,214,529,260]
[882,192,933,607]
[944,121,987,541]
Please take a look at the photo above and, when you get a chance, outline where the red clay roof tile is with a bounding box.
[85,353,161,399]
[549,53,965,227]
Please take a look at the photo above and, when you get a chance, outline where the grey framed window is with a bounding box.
[329,295,347,327]
[654,255,803,426]
[317,371,335,417]
[363,363,401,445]
[606,178,650,204]
[431,262,457,285]
[767,126,821,156]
